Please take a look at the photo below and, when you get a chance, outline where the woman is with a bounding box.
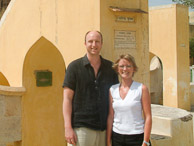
[107,54,152,146]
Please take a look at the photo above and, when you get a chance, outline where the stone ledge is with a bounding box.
[151,104,193,146]
[151,104,192,120]
[151,134,171,141]
[0,85,26,96]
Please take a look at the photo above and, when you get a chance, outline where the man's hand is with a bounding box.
[65,127,77,145]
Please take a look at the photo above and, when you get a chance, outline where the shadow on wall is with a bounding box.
[0,72,10,86]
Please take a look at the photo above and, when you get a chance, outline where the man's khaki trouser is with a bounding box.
[68,127,106,146]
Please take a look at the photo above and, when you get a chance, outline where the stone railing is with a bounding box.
[0,85,25,146]
[151,104,193,146]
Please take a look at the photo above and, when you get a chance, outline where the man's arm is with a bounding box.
[63,87,77,145]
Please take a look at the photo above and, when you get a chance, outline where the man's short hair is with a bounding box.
[85,31,103,43]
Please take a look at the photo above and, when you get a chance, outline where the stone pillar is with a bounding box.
[149,4,190,110]
[100,0,149,86]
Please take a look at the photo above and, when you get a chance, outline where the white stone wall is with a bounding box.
[0,85,25,145]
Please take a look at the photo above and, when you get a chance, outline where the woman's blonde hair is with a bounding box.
[112,54,138,74]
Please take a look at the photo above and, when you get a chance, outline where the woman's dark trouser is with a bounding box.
[112,131,145,146]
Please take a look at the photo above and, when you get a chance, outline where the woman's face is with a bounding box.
[117,59,134,80]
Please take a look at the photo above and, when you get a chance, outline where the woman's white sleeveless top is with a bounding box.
[110,81,144,135]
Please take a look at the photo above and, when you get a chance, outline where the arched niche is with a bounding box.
[149,52,163,105]
[22,36,66,146]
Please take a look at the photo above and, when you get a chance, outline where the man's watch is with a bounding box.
[143,141,150,146]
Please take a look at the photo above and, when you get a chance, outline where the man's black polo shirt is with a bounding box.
[63,55,118,131]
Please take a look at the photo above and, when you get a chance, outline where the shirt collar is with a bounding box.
[82,54,105,66]
[82,54,90,66]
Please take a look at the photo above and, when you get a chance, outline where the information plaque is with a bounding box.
[35,70,52,87]
[114,30,136,49]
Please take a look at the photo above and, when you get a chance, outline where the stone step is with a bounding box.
[151,134,172,146]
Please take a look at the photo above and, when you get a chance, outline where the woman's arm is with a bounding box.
[142,85,152,146]
[107,90,114,146]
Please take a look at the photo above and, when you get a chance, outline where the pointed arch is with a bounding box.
[22,36,67,146]
[0,72,10,86]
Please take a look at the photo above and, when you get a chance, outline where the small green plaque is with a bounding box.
[35,70,52,87]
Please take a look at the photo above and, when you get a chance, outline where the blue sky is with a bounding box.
[149,0,176,7]
[149,0,194,11]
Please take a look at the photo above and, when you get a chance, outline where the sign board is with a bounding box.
[116,16,135,22]
[35,70,52,87]
[114,30,136,49]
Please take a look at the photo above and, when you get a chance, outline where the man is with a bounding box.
[63,31,118,146]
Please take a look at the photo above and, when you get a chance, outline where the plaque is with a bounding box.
[35,70,52,87]
[114,30,136,49]
[116,16,135,22]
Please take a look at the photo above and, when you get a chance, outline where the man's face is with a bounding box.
[85,31,102,56]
